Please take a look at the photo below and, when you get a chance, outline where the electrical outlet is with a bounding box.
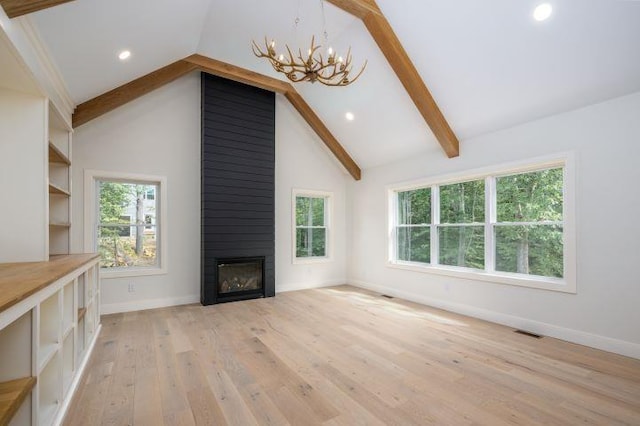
[128,282,135,293]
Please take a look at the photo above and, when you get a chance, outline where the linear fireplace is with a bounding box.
[217,257,264,298]
[201,257,265,304]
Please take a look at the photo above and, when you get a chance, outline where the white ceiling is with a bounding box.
[31,0,640,170]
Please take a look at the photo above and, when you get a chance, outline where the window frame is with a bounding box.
[387,154,576,293]
[292,189,333,264]
[84,170,168,278]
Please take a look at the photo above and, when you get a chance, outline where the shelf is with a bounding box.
[48,142,70,165]
[77,307,87,321]
[0,376,36,425]
[49,222,71,228]
[48,183,70,197]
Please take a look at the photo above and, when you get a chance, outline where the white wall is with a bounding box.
[72,74,349,313]
[72,74,202,313]
[0,87,48,262]
[275,96,349,292]
[348,91,640,358]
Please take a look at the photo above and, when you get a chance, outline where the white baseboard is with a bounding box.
[277,279,345,294]
[101,295,200,314]
[349,279,640,360]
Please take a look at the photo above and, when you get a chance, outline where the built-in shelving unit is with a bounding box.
[0,20,99,426]
[48,108,72,257]
[0,254,100,426]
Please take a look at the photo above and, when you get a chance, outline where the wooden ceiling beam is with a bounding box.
[323,0,381,20]
[183,54,291,94]
[72,60,198,128]
[327,0,460,157]
[72,55,361,180]
[0,0,74,18]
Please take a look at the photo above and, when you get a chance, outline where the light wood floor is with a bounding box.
[64,286,640,425]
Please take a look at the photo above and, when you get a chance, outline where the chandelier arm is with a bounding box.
[287,70,310,82]
[345,60,367,84]
[315,59,366,86]
[286,45,299,67]
[314,77,348,87]
[251,40,268,58]
[314,61,344,74]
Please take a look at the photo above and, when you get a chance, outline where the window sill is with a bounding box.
[386,261,575,294]
[101,267,167,279]
[293,257,332,265]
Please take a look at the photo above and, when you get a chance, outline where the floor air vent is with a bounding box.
[514,329,543,339]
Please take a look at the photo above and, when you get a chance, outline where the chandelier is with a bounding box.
[251,1,366,87]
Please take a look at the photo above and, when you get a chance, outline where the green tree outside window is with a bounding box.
[296,196,327,258]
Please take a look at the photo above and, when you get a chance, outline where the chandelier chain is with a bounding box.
[320,0,329,44]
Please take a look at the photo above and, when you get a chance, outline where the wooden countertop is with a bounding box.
[0,254,99,315]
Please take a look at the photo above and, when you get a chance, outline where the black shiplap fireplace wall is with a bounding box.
[201,73,275,305]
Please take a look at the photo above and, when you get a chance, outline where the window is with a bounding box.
[396,188,431,263]
[389,156,575,292]
[98,181,157,269]
[494,168,564,278]
[293,190,331,262]
[85,170,167,277]
[438,180,485,269]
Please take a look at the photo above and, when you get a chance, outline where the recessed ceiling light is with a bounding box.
[345,112,355,121]
[533,3,553,21]
[118,50,131,61]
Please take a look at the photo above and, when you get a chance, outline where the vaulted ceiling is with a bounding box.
[14,0,640,170]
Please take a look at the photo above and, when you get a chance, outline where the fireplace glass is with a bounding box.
[217,258,264,294]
